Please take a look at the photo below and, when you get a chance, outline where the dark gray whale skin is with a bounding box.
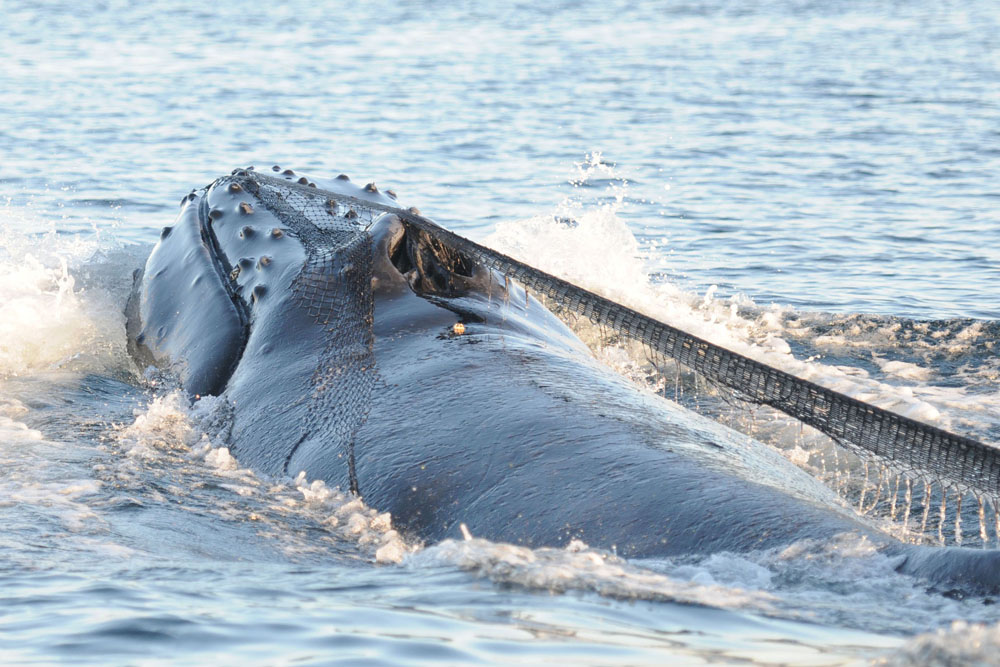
[128,167,1000,594]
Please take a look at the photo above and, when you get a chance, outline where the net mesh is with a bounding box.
[232,169,1000,511]
[238,171,377,494]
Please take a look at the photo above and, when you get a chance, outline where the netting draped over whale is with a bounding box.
[231,168,1000,510]
[238,171,376,495]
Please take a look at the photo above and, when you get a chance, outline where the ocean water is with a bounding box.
[2,0,999,663]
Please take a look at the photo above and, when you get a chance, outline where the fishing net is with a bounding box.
[237,170,378,494]
[229,167,1000,542]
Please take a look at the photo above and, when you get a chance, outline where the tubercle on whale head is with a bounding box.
[126,165,407,395]
[126,165,502,397]
[228,165,488,300]
[266,166,401,209]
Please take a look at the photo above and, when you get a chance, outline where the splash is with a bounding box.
[414,530,774,612]
[111,391,416,564]
[652,531,1000,635]
[882,620,1000,666]
[486,157,990,435]
[485,155,1000,548]
[0,211,131,378]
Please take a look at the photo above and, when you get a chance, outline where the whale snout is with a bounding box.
[126,192,248,397]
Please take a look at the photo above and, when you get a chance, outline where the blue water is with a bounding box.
[2,0,1000,663]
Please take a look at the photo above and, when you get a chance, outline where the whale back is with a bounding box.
[215,167,1000,513]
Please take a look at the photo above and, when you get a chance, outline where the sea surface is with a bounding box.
[2,0,999,664]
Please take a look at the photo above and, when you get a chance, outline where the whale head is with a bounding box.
[125,165,506,398]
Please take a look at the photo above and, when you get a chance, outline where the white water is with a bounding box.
[4,0,1000,662]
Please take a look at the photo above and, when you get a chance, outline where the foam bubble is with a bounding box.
[0,402,106,537]
[881,620,1000,666]
[876,359,933,382]
[113,390,417,564]
[0,407,43,442]
[0,211,131,379]
[414,532,772,611]
[203,446,238,471]
[288,471,413,563]
[117,391,203,458]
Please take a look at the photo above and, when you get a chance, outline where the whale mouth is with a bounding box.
[125,188,251,398]
[197,197,248,321]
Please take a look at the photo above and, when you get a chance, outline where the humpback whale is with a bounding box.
[126,166,1000,593]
